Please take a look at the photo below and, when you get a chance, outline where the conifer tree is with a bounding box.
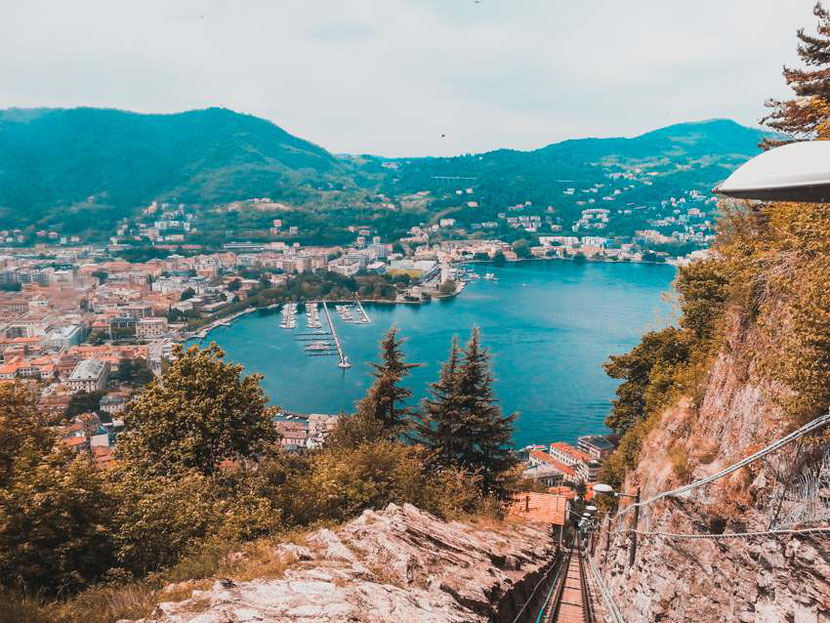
[356,327,418,437]
[763,2,830,143]
[455,329,518,498]
[414,336,463,465]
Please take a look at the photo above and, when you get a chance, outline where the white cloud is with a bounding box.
[0,0,817,156]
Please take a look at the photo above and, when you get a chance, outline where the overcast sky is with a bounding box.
[0,0,819,156]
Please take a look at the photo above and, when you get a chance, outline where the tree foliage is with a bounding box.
[338,328,418,443]
[0,384,114,594]
[414,337,463,466]
[113,357,154,387]
[117,343,278,476]
[65,390,105,419]
[0,330,504,605]
[762,2,830,143]
[415,330,517,499]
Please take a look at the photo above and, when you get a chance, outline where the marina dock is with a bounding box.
[355,299,371,323]
[322,301,351,368]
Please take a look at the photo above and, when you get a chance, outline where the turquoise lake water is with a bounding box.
[193,261,677,448]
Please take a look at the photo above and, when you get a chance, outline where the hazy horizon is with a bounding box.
[0,0,816,157]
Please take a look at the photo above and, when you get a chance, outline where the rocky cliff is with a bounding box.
[598,308,830,622]
[122,503,554,623]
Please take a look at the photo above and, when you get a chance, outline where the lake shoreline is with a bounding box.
[188,260,676,447]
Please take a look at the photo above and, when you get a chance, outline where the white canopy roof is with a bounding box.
[714,141,830,202]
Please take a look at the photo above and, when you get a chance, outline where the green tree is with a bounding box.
[0,384,54,487]
[65,390,105,418]
[354,328,418,439]
[454,329,518,498]
[114,357,154,386]
[227,278,242,292]
[413,337,463,467]
[106,468,220,575]
[603,327,690,436]
[763,2,830,143]
[512,239,532,259]
[180,287,196,301]
[117,343,278,476]
[0,383,114,594]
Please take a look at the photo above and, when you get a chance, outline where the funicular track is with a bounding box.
[541,543,595,623]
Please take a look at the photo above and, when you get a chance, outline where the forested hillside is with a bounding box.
[0,107,375,235]
[0,107,766,243]
[386,119,765,231]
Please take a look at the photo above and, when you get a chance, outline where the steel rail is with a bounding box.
[577,545,596,623]
[510,547,566,623]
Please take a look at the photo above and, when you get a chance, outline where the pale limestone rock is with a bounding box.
[595,310,830,622]
[125,503,551,623]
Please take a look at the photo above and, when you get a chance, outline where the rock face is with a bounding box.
[126,503,553,623]
[596,310,830,622]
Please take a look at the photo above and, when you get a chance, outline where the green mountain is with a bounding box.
[0,108,766,242]
[383,119,765,234]
[0,107,372,235]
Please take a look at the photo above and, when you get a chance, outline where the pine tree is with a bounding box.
[357,327,418,436]
[763,2,830,144]
[414,336,463,466]
[454,329,518,498]
[330,328,418,446]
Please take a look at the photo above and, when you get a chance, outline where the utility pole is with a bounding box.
[628,486,641,568]
[604,513,611,563]
[590,525,597,556]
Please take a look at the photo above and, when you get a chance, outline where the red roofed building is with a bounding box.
[527,449,578,485]
[548,442,591,465]
[508,492,569,530]
[549,442,602,483]
[62,435,90,453]
[92,446,116,469]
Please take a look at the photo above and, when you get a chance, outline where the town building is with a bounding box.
[526,449,577,485]
[577,435,615,462]
[136,317,168,339]
[67,359,109,393]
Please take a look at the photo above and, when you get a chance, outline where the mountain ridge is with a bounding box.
[0,107,767,241]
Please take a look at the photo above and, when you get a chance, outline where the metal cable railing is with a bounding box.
[613,524,830,541]
[613,410,830,519]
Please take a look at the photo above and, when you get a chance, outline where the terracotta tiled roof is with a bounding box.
[92,446,115,468]
[529,450,576,477]
[508,492,568,526]
[549,442,591,463]
[62,436,88,448]
[547,486,577,500]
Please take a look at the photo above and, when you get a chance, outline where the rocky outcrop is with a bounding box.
[597,310,830,622]
[124,503,554,623]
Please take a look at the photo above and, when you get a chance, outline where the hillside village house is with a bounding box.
[507,492,570,544]
[526,449,577,485]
